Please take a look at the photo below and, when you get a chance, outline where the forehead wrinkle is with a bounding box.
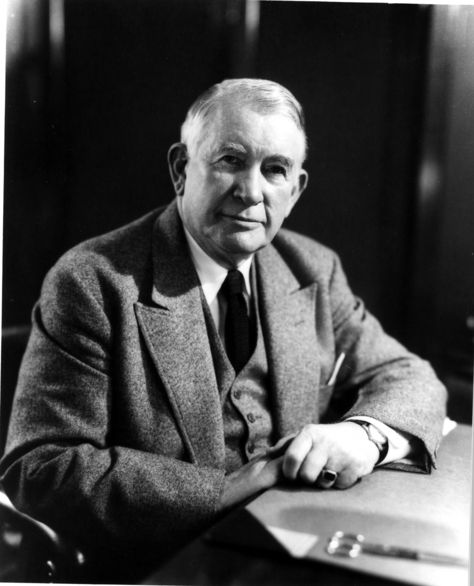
[210,141,296,168]
[216,142,248,155]
[199,104,306,164]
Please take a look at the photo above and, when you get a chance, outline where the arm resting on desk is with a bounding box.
[322,254,447,470]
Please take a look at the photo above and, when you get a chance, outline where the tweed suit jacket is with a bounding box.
[0,199,446,568]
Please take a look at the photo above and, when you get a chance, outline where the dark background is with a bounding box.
[3,0,473,421]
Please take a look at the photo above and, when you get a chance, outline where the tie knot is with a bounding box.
[222,269,245,297]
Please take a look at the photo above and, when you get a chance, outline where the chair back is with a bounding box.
[1,326,31,456]
[0,492,86,582]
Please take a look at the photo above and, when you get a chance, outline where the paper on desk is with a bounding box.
[442,417,457,436]
[267,525,319,558]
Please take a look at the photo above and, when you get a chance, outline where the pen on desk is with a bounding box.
[327,352,346,386]
[326,532,469,567]
[361,541,469,566]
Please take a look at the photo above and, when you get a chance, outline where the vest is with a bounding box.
[202,276,275,473]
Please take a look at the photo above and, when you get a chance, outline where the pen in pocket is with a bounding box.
[327,352,346,386]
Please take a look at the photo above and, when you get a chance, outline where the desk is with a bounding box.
[145,425,471,586]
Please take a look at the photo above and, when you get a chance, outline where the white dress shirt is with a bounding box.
[182,225,252,345]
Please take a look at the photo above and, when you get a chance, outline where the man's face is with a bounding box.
[172,102,308,268]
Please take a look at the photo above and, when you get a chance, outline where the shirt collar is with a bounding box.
[180,221,253,307]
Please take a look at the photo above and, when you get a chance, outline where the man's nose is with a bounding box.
[233,167,263,205]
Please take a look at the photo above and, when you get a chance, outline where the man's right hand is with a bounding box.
[218,453,284,512]
[218,436,296,511]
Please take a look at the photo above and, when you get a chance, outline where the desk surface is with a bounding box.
[145,425,471,586]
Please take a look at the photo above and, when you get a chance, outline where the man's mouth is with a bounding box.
[221,213,263,224]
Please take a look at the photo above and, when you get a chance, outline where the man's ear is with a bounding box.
[284,169,308,218]
[167,143,188,196]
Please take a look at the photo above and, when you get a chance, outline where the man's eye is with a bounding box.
[266,165,287,177]
[220,155,241,166]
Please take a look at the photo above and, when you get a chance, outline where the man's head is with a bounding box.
[168,78,309,268]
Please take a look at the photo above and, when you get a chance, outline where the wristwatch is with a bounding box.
[354,421,389,465]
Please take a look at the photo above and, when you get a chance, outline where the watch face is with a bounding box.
[367,424,388,448]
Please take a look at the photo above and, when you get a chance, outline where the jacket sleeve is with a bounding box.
[0,254,225,564]
[326,254,447,469]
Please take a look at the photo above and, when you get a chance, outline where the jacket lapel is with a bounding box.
[134,202,226,468]
[256,243,321,439]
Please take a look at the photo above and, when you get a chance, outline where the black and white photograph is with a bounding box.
[0,1,472,584]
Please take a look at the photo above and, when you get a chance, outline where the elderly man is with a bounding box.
[0,79,446,581]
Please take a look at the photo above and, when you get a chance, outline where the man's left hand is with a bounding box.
[281,422,380,489]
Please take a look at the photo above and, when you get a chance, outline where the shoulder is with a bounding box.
[275,227,336,259]
[270,227,340,283]
[64,207,163,270]
[41,206,167,304]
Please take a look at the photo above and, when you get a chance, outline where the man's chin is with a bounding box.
[220,234,267,260]
[201,227,270,266]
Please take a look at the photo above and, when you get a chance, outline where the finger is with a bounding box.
[260,454,285,487]
[298,449,327,484]
[265,434,296,458]
[334,467,361,489]
[316,468,339,489]
[282,430,313,480]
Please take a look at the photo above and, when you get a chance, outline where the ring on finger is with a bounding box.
[318,468,338,488]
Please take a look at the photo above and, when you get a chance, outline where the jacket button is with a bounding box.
[234,390,242,400]
[247,413,256,423]
[247,443,255,454]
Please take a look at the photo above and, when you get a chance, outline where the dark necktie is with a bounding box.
[221,269,252,372]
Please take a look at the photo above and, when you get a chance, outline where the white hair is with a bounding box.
[180,78,307,160]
